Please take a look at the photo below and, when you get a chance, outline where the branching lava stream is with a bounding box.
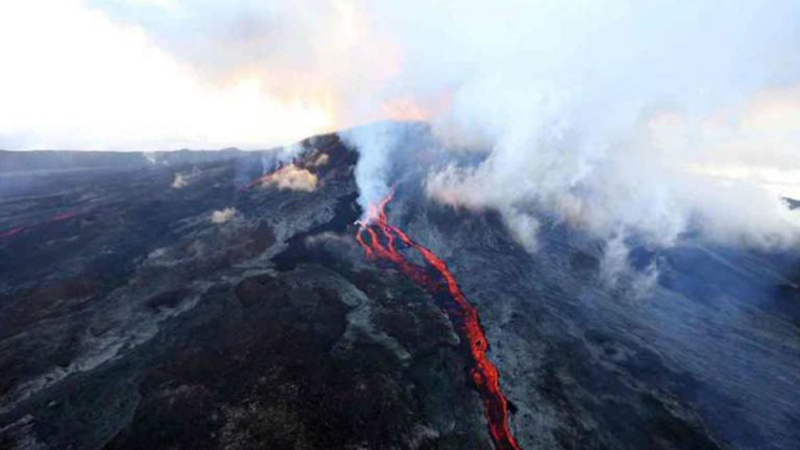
[356,190,521,450]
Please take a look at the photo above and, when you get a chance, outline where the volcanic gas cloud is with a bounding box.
[241,164,318,192]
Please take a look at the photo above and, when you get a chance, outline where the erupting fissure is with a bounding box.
[356,190,521,450]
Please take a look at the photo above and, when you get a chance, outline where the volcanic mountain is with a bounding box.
[1,123,799,450]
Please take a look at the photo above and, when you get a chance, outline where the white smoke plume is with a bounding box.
[340,122,404,217]
[265,164,318,192]
[375,0,800,250]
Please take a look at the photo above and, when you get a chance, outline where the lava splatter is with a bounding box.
[356,190,521,450]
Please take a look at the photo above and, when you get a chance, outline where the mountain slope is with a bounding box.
[1,127,798,449]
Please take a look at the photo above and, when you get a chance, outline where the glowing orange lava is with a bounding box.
[356,190,520,450]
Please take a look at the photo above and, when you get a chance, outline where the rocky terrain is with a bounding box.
[1,126,799,449]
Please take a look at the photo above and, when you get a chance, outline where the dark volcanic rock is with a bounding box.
[0,134,487,450]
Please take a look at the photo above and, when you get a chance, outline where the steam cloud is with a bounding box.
[266,164,318,192]
[340,122,404,216]
[4,1,800,253]
[338,0,800,251]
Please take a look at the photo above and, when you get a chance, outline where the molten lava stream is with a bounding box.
[356,192,521,450]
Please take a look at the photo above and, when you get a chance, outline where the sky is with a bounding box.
[1,1,798,151]
[1,0,799,250]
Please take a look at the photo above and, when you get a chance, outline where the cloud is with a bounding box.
[425,98,800,249]
[0,0,334,150]
[406,1,800,250]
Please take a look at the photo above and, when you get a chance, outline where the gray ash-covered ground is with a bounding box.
[1,126,799,449]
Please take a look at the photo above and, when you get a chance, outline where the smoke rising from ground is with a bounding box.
[336,1,800,252]
[340,122,409,217]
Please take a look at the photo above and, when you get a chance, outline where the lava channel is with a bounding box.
[356,190,521,450]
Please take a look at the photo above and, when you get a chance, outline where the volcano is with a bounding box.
[1,123,799,450]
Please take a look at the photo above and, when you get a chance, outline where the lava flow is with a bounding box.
[0,211,80,239]
[356,191,521,450]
